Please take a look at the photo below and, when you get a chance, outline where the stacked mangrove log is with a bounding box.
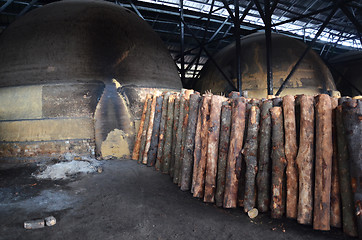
[132,90,361,238]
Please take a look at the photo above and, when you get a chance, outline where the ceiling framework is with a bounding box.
[0,0,361,92]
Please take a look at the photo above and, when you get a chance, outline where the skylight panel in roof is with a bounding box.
[137,0,361,50]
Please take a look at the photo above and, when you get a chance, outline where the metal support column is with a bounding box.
[180,0,185,85]
[264,0,273,95]
[276,5,339,96]
[234,0,242,94]
[182,19,237,91]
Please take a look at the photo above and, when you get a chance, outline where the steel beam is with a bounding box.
[0,0,14,13]
[182,19,237,91]
[17,0,37,16]
[221,0,235,21]
[270,0,279,14]
[253,0,265,22]
[190,0,215,81]
[339,4,362,45]
[127,0,145,20]
[276,4,340,96]
[239,1,253,22]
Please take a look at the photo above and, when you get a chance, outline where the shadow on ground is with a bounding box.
[0,160,355,240]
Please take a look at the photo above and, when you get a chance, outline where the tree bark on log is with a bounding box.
[155,92,171,170]
[343,99,362,237]
[170,94,180,177]
[204,95,226,203]
[193,95,212,198]
[282,95,298,219]
[173,92,185,183]
[162,94,176,173]
[132,94,151,160]
[270,106,287,219]
[215,101,232,207]
[257,99,273,213]
[296,95,314,225]
[177,90,194,185]
[147,95,163,166]
[336,105,358,237]
[238,101,251,207]
[242,105,260,212]
[180,93,201,191]
[142,95,157,164]
[330,97,341,228]
[138,98,152,163]
[229,91,240,99]
[192,100,203,194]
[313,94,333,231]
[224,97,246,208]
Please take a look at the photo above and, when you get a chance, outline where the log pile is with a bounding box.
[132,90,361,238]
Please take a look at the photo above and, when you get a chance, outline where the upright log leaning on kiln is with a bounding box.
[242,105,260,213]
[215,101,232,207]
[138,98,152,163]
[257,99,273,212]
[224,97,246,208]
[343,99,362,238]
[147,95,164,166]
[155,92,171,170]
[238,99,252,207]
[270,106,287,219]
[180,93,201,191]
[295,95,314,225]
[336,101,358,237]
[173,90,188,183]
[192,95,212,198]
[170,95,181,177]
[132,94,151,160]
[330,97,341,228]
[192,99,203,194]
[162,94,176,173]
[204,95,226,203]
[142,95,157,164]
[283,95,298,219]
[178,90,195,185]
[174,90,194,184]
[173,92,185,183]
[314,94,333,231]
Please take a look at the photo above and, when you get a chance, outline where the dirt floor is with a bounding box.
[0,160,355,240]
